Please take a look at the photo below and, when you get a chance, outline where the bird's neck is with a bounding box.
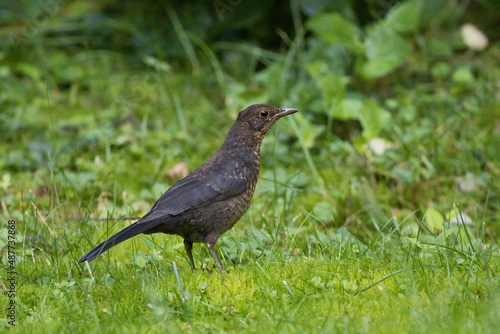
[221,123,264,157]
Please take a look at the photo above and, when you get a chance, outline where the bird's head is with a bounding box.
[236,104,299,137]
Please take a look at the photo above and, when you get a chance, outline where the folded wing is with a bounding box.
[138,173,247,223]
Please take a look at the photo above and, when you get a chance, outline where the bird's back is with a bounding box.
[146,140,262,242]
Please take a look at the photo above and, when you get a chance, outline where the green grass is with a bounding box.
[2,218,500,333]
[0,28,499,333]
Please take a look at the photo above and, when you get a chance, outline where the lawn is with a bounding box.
[1,1,499,332]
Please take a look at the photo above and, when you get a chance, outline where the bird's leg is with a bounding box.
[184,239,196,271]
[205,238,226,273]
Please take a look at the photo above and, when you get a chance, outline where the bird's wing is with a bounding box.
[139,173,247,222]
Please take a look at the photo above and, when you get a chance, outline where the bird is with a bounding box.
[79,104,298,273]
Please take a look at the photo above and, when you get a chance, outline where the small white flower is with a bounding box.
[367,138,392,155]
[449,213,474,226]
[456,172,477,193]
[461,23,488,51]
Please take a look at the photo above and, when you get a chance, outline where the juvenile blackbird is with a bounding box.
[79,104,298,273]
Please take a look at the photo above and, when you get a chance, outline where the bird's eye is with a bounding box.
[259,110,269,119]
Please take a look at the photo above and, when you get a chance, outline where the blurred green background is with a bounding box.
[1,0,498,235]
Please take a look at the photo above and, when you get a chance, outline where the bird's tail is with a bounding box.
[79,220,163,263]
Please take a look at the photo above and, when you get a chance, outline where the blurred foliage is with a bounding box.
[0,3,499,331]
[0,0,499,239]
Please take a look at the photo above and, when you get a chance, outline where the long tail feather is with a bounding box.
[79,220,162,263]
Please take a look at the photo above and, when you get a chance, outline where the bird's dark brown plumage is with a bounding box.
[79,104,298,273]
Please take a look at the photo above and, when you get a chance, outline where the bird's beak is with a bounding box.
[275,108,299,119]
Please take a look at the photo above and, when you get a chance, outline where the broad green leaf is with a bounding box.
[225,79,270,116]
[173,242,185,250]
[15,63,41,80]
[330,97,391,141]
[0,228,24,247]
[386,0,423,33]
[0,172,11,190]
[133,255,148,268]
[337,96,364,119]
[306,61,347,112]
[292,113,325,149]
[402,223,420,236]
[358,99,391,140]
[420,0,450,25]
[307,61,390,145]
[339,97,390,145]
[341,279,358,291]
[452,67,475,86]
[311,275,323,287]
[430,62,452,79]
[424,208,444,232]
[137,256,147,268]
[362,26,413,79]
[457,226,474,245]
[313,201,336,222]
[307,62,389,146]
[307,13,362,52]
